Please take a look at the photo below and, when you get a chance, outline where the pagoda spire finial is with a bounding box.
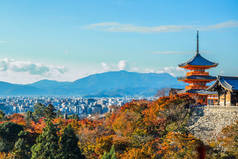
[196,30,199,55]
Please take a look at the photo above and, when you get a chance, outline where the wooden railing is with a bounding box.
[185,85,208,90]
[187,71,209,76]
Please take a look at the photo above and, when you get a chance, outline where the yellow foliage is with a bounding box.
[161,132,202,159]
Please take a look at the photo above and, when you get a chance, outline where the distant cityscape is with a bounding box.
[0,96,156,118]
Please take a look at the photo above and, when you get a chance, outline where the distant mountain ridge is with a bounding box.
[0,71,185,97]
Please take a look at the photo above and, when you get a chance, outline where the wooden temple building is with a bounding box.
[207,76,238,106]
[176,31,218,105]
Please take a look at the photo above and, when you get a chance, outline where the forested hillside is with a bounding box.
[0,95,237,159]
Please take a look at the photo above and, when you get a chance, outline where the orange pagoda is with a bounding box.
[177,31,218,105]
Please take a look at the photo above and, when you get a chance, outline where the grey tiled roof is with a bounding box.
[179,53,218,67]
[208,76,238,91]
[197,90,218,95]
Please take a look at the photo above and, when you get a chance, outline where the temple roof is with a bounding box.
[207,76,238,92]
[178,31,218,68]
[197,90,218,95]
[178,53,218,67]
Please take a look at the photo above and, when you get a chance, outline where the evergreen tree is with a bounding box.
[0,122,23,152]
[44,104,56,120]
[56,109,62,118]
[25,111,33,128]
[0,110,5,121]
[58,124,85,159]
[12,131,33,159]
[101,145,116,159]
[31,121,60,159]
[32,103,46,121]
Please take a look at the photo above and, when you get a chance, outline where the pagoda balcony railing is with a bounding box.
[186,71,209,76]
[186,85,208,90]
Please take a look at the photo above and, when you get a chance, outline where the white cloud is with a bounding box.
[100,60,185,77]
[0,58,130,84]
[0,58,191,84]
[141,66,186,77]
[118,60,127,70]
[86,22,192,33]
[156,66,186,77]
[201,21,238,30]
[101,60,128,71]
[0,58,67,77]
[85,20,238,33]
[101,62,110,71]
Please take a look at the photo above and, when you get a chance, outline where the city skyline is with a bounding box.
[0,0,237,84]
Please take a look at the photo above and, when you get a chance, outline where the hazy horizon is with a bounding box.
[0,70,177,85]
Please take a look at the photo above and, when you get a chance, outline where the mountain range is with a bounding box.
[0,71,185,97]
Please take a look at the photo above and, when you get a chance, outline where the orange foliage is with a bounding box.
[7,113,26,126]
[0,95,202,159]
[0,152,7,159]
[29,118,46,134]
[120,147,152,159]
[160,132,203,159]
[0,152,14,159]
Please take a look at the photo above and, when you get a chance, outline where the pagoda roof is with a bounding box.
[178,53,218,67]
[178,31,218,68]
[178,75,216,81]
[207,76,238,92]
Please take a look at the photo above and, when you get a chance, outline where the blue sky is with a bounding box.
[0,0,237,83]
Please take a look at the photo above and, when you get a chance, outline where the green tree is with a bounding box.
[32,103,46,121]
[0,122,24,152]
[0,110,5,121]
[25,111,33,128]
[56,109,62,118]
[12,131,34,159]
[44,104,57,120]
[68,114,79,120]
[58,124,85,159]
[101,145,116,159]
[31,121,60,159]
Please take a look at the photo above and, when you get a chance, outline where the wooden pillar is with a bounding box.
[224,91,226,106]
[218,92,220,106]
[227,91,231,106]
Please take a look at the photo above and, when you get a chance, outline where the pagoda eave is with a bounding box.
[178,76,216,82]
[179,64,218,70]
